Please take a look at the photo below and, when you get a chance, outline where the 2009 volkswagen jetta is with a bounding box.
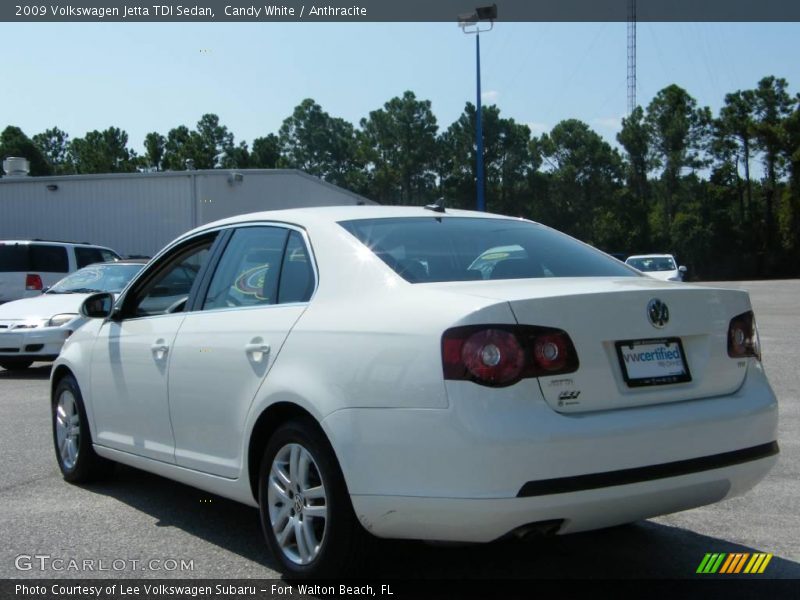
[51,206,779,577]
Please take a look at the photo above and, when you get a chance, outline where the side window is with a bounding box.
[30,245,68,273]
[202,227,289,311]
[126,236,215,318]
[75,247,104,269]
[100,249,120,262]
[0,244,29,272]
[278,231,315,303]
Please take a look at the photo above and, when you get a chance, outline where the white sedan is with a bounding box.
[0,260,145,371]
[625,253,687,281]
[50,207,778,577]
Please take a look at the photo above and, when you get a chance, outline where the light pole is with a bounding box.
[459,4,497,212]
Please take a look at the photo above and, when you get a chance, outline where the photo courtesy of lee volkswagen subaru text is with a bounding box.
[50,206,779,577]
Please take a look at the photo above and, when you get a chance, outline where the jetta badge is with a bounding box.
[647,298,669,328]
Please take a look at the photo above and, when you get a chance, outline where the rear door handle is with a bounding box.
[151,341,169,360]
[245,342,270,362]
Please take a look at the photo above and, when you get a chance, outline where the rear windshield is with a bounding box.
[0,243,69,273]
[338,217,637,283]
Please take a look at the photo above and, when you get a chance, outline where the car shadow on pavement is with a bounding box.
[81,465,278,572]
[81,464,800,580]
[0,364,52,380]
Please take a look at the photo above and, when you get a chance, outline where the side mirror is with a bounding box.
[678,266,687,273]
[80,292,115,319]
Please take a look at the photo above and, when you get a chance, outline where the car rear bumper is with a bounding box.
[350,455,776,542]
[323,362,778,541]
[0,328,68,360]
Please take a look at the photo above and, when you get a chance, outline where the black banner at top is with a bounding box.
[2,0,800,23]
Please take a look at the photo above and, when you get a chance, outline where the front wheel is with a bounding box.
[52,374,114,482]
[258,418,371,577]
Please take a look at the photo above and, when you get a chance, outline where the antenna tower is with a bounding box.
[627,0,637,114]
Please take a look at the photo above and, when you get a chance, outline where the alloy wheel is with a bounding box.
[267,443,328,565]
[55,390,81,470]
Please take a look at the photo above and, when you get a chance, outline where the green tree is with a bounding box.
[617,106,655,250]
[220,141,250,168]
[359,91,439,205]
[645,85,711,228]
[69,127,137,174]
[161,114,236,170]
[751,76,794,250]
[439,102,532,213]
[537,119,623,245]
[250,134,281,168]
[0,126,51,176]
[162,125,198,170]
[279,99,363,189]
[486,116,532,216]
[143,132,165,171]
[716,90,757,223]
[195,113,235,168]
[32,127,73,175]
[779,97,800,262]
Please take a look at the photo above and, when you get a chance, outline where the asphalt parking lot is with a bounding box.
[1,280,798,580]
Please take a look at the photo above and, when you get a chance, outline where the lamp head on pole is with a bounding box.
[458,4,496,34]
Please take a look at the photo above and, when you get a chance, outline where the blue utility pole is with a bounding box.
[459,5,495,212]
[475,33,485,212]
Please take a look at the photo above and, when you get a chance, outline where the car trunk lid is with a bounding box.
[427,277,752,413]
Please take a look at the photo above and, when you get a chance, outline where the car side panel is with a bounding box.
[168,304,306,478]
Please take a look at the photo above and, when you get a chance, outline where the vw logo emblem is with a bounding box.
[647,298,669,328]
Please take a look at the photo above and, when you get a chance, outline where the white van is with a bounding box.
[0,240,120,304]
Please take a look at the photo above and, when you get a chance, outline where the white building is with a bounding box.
[0,163,374,257]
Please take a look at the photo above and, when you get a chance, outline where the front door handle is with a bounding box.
[151,340,169,360]
[245,342,270,362]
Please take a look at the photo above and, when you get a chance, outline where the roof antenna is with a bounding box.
[424,197,446,213]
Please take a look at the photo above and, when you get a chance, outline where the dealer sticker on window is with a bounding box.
[615,338,692,387]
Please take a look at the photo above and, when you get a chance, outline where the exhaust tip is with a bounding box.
[512,519,564,541]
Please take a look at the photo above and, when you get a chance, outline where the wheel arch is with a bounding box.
[51,364,76,400]
[247,401,334,502]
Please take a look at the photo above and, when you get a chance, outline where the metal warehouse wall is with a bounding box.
[194,170,371,224]
[0,170,372,257]
[0,174,192,257]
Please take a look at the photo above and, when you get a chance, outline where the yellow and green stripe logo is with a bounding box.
[696,553,773,574]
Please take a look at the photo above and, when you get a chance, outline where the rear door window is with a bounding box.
[75,247,105,269]
[277,231,315,303]
[99,249,120,262]
[202,227,289,311]
[29,245,68,273]
[0,244,29,272]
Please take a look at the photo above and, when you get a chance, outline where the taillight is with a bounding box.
[25,274,43,291]
[442,325,579,387]
[728,310,760,360]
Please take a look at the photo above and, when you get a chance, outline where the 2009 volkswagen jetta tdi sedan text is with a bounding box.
[50,206,779,577]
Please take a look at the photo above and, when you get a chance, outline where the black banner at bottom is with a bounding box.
[2,579,799,600]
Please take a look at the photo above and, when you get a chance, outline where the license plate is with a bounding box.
[615,338,691,387]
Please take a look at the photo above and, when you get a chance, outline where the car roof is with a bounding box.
[626,254,675,259]
[0,239,113,249]
[187,205,527,237]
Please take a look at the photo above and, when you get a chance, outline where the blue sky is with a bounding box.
[1,22,798,152]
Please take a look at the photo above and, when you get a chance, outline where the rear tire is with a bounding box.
[0,358,33,371]
[52,374,114,483]
[258,417,372,577]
